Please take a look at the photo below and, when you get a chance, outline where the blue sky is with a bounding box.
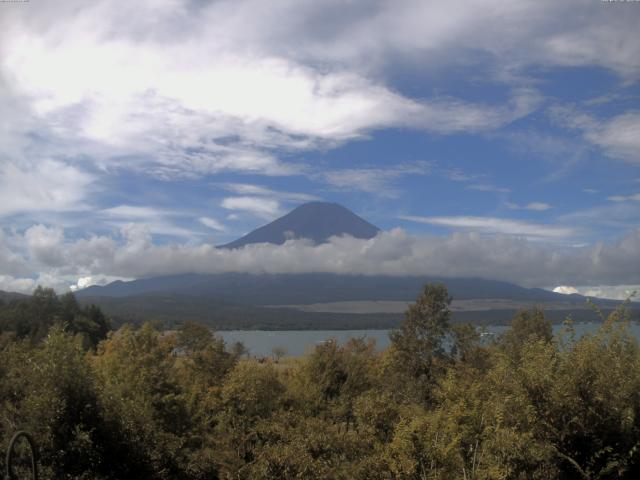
[0,0,639,298]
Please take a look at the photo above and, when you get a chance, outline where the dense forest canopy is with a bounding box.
[0,286,110,348]
[1,284,640,479]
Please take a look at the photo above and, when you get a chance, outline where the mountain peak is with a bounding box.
[219,202,380,249]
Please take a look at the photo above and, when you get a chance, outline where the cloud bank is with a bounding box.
[2,225,640,294]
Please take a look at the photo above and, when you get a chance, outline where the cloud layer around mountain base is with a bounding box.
[2,226,640,295]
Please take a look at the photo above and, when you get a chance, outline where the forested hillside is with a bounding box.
[2,285,640,479]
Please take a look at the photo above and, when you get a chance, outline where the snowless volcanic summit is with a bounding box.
[218,202,381,249]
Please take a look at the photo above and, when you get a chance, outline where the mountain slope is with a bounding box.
[77,272,591,305]
[218,202,380,249]
[0,290,29,302]
[74,202,629,328]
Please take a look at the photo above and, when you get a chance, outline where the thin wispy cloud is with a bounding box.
[221,197,281,219]
[399,215,574,239]
[552,107,640,165]
[99,205,199,238]
[607,193,640,202]
[467,184,511,194]
[506,202,553,211]
[320,162,432,196]
[440,168,485,183]
[218,183,320,203]
[198,217,227,232]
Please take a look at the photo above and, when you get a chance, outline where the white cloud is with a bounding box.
[221,197,281,219]
[608,193,640,202]
[218,183,320,203]
[502,129,591,182]
[0,231,30,276]
[552,108,640,165]
[542,16,640,79]
[440,168,485,183]
[399,215,575,239]
[199,217,227,232]
[320,162,432,196]
[0,0,560,184]
[3,225,640,294]
[99,205,198,238]
[559,202,640,230]
[585,112,640,164]
[1,13,507,179]
[577,285,639,302]
[0,0,634,192]
[72,276,94,291]
[0,160,92,216]
[101,205,171,219]
[0,275,36,294]
[467,184,511,194]
[25,224,66,267]
[506,202,553,211]
[1,0,639,296]
[553,285,579,295]
[69,274,130,292]
[554,284,638,302]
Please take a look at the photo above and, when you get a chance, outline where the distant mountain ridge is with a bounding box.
[69,201,629,329]
[0,290,28,303]
[74,273,624,330]
[218,202,380,249]
[78,272,582,303]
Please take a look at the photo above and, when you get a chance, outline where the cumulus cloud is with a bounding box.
[1,0,639,296]
[0,231,30,276]
[553,285,579,295]
[0,0,635,232]
[25,224,66,267]
[69,275,130,292]
[3,224,640,294]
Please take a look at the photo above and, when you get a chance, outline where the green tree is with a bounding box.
[389,283,452,403]
[92,323,199,479]
[499,307,552,362]
[0,326,108,479]
[216,361,285,475]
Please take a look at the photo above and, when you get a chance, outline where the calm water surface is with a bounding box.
[219,322,640,357]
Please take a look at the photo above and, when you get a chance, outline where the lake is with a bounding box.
[219,322,640,357]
